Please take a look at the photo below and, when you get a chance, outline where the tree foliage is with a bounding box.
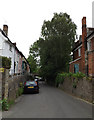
[29,12,77,83]
[28,41,40,74]
[38,12,77,82]
[27,55,37,73]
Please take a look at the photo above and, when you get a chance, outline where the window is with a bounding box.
[0,43,2,49]
[78,48,81,57]
[9,45,12,52]
[87,40,91,51]
[74,64,79,73]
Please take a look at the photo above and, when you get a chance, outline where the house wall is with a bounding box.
[69,17,87,74]
[88,37,94,77]
[69,58,82,73]
[73,46,82,60]
[0,29,30,75]
[15,50,20,74]
[0,32,15,75]
[18,55,23,74]
[27,64,30,73]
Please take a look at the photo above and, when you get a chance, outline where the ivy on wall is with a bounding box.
[55,72,86,87]
[0,56,11,69]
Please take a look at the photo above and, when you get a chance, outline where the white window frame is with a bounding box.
[87,40,91,51]
[78,48,81,57]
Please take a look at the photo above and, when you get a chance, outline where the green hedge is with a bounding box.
[55,72,86,87]
[0,56,11,69]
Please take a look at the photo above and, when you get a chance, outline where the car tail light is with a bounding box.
[24,82,26,85]
[35,81,37,85]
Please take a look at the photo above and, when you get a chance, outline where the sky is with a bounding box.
[0,0,93,58]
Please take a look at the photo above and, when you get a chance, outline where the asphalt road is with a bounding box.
[3,81,92,118]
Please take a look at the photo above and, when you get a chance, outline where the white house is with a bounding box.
[0,25,15,75]
[0,25,30,75]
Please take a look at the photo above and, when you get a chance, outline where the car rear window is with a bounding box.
[26,81,35,85]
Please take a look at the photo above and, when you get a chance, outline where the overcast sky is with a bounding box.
[0,0,93,58]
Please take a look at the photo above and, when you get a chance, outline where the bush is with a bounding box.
[55,72,86,87]
[16,87,24,97]
[55,73,65,86]
[72,72,85,79]
[0,56,11,69]
[0,99,15,111]
[0,98,9,111]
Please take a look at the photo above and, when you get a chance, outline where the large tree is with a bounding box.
[38,12,77,82]
[29,12,77,83]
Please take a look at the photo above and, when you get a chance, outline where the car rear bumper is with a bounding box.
[24,87,39,93]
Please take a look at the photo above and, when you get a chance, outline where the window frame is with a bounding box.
[87,40,91,51]
[78,48,81,57]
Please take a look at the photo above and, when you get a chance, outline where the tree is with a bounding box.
[38,12,77,83]
[27,55,37,73]
[28,41,40,74]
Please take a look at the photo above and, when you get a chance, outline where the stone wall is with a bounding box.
[0,72,2,101]
[1,68,29,101]
[58,77,93,102]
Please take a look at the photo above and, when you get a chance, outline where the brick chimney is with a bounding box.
[81,17,87,74]
[13,42,16,46]
[3,25,8,36]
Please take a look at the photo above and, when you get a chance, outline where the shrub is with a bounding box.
[55,73,64,86]
[0,99,15,111]
[55,72,86,87]
[0,56,11,69]
[0,98,9,111]
[16,86,24,97]
[72,72,85,79]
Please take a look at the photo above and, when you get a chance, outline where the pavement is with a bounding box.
[2,82,93,118]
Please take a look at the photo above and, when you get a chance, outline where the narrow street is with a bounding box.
[3,82,92,118]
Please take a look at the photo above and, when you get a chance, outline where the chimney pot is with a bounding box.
[13,42,16,46]
[3,25,8,36]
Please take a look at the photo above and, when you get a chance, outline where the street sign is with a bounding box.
[0,68,4,72]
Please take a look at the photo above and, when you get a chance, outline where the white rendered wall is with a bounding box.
[0,32,15,75]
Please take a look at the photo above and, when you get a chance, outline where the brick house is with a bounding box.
[69,17,94,77]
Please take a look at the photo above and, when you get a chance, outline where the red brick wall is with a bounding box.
[73,47,82,60]
[69,58,82,73]
[70,17,87,74]
[92,37,94,50]
[88,37,94,77]
[92,51,94,76]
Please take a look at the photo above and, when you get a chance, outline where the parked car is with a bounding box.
[24,81,39,94]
